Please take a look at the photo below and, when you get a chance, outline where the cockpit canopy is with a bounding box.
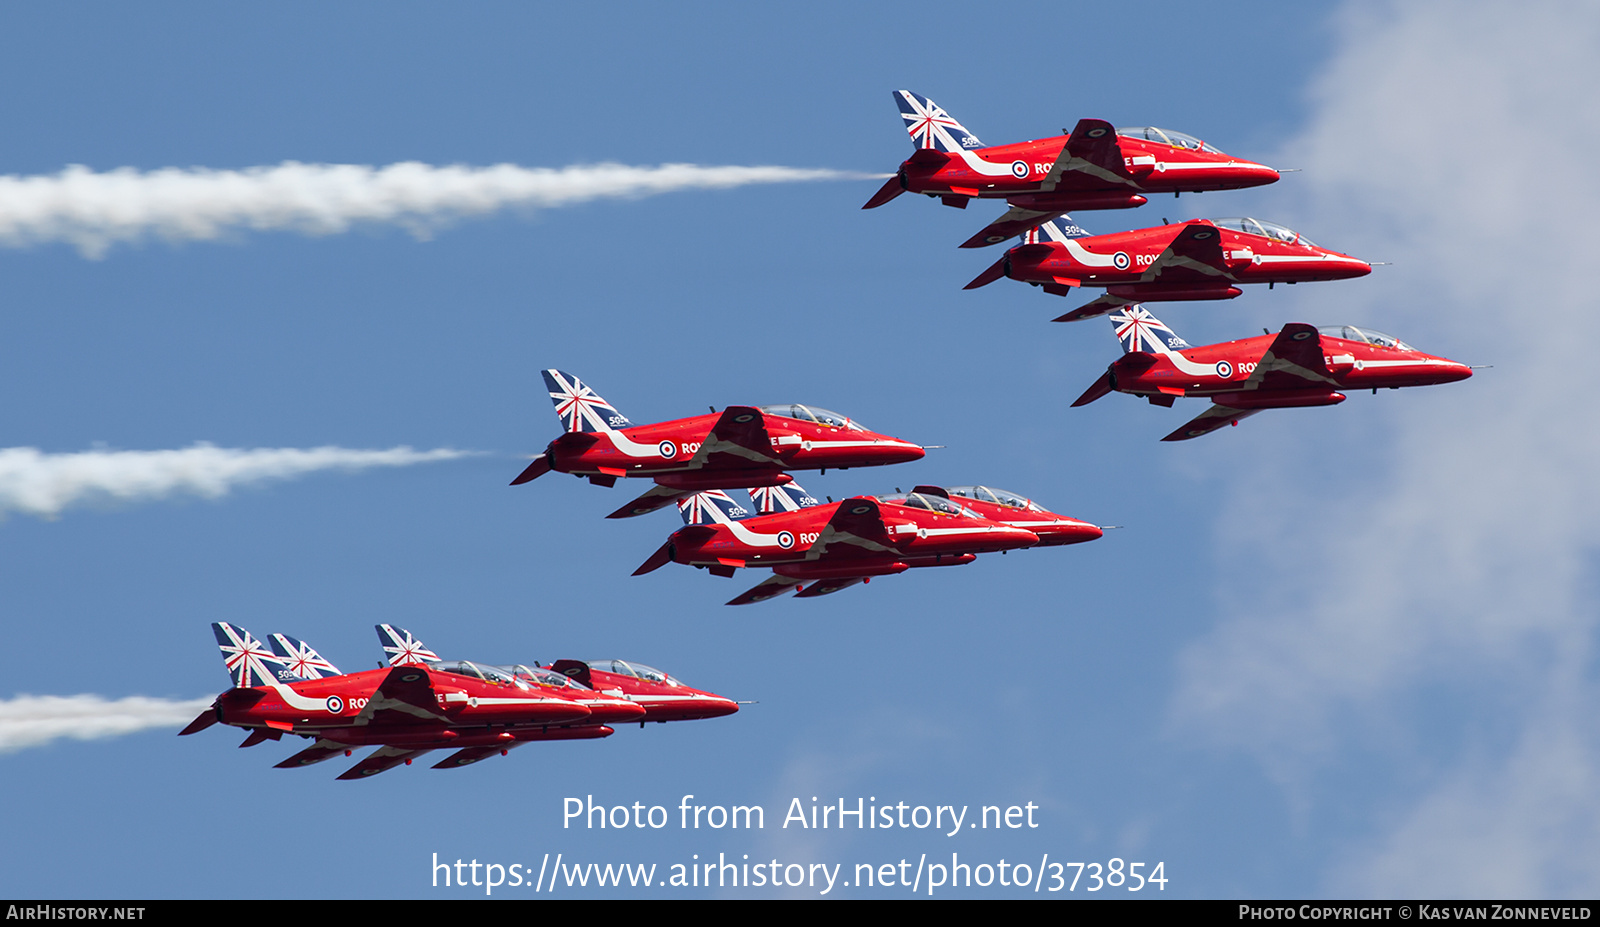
[946,485,1044,512]
[498,664,593,691]
[1116,126,1223,154]
[756,404,865,431]
[1208,217,1317,248]
[430,660,520,687]
[1317,326,1413,351]
[877,491,977,517]
[588,660,681,687]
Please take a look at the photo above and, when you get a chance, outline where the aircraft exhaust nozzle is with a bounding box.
[964,255,1009,290]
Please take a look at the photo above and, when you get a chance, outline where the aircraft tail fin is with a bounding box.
[267,634,341,679]
[375,624,440,667]
[747,482,821,515]
[212,622,290,689]
[677,490,753,526]
[542,370,631,434]
[1023,215,1092,245]
[894,90,983,152]
[1109,304,1190,355]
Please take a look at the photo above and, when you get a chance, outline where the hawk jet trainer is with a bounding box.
[862,90,1280,248]
[181,623,737,779]
[513,370,926,518]
[1071,306,1473,440]
[632,481,1099,605]
[964,216,1371,321]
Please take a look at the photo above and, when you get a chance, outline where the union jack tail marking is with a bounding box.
[677,490,751,526]
[1110,305,1190,354]
[894,91,983,153]
[542,370,632,434]
[212,622,290,688]
[268,634,342,679]
[376,624,440,667]
[748,482,820,515]
[1022,215,1091,245]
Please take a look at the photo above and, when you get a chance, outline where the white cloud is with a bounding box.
[0,694,217,752]
[1170,0,1600,895]
[0,443,473,519]
[0,161,870,257]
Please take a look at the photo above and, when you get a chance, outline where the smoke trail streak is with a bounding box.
[0,694,217,752]
[0,161,875,257]
[0,443,474,519]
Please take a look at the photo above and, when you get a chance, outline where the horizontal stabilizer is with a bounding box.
[861,174,905,210]
[510,454,551,485]
[964,256,1009,289]
[1071,370,1115,407]
[178,705,218,736]
[633,540,676,576]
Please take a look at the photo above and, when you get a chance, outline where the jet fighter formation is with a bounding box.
[173,89,1475,778]
[181,623,737,779]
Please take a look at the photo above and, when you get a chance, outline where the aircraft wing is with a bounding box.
[353,665,448,726]
[725,574,805,606]
[1043,118,1135,191]
[960,206,1067,249]
[1162,405,1261,441]
[793,577,867,599]
[1054,294,1138,323]
[808,497,900,560]
[1245,323,1340,390]
[274,738,352,769]
[433,742,527,769]
[1139,222,1233,284]
[686,406,781,470]
[335,746,433,780]
[607,483,691,519]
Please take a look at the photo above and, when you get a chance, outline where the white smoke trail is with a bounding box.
[0,443,474,519]
[0,694,217,752]
[0,161,873,257]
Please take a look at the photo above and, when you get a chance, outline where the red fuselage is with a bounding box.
[545,412,924,487]
[552,660,740,723]
[212,664,644,749]
[995,220,1370,301]
[947,497,1103,548]
[1110,332,1471,405]
[897,135,1278,209]
[660,496,1040,580]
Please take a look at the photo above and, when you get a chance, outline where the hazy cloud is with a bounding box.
[0,443,474,519]
[0,161,871,257]
[1171,0,1600,896]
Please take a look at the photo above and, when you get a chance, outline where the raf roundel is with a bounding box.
[733,413,755,423]
[1113,251,1131,271]
[1193,229,1213,239]
[1215,360,1235,379]
[325,695,345,714]
[850,504,872,515]
[658,440,678,459]
[777,531,795,550]
[1292,331,1313,341]
[1010,160,1029,179]
[1087,126,1107,138]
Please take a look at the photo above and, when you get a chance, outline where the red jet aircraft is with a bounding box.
[180,624,736,778]
[632,481,1099,605]
[965,216,1371,321]
[1071,305,1473,440]
[512,370,926,518]
[862,90,1280,248]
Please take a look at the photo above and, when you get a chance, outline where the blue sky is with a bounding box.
[2,0,1596,899]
